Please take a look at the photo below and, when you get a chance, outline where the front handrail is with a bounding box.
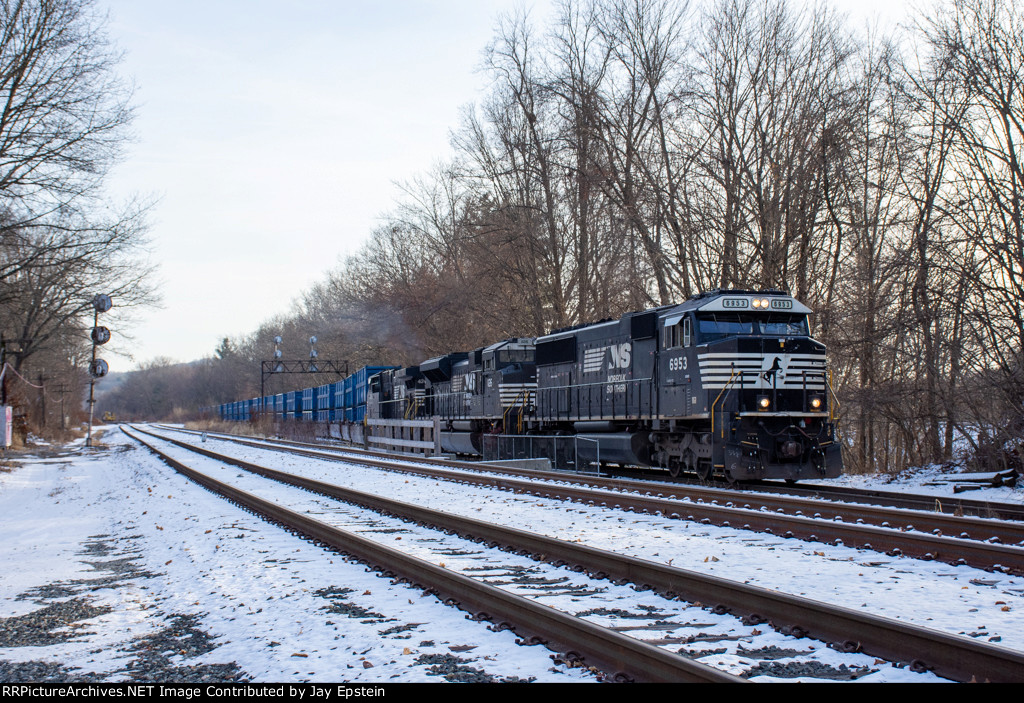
[710,368,739,440]
[826,369,841,423]
[502,389,527,434]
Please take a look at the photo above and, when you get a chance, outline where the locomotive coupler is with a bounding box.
[779,440,803,459]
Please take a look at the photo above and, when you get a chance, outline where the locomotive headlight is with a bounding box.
[752,298,763,308]
[759,298,770,308]
[757,395,771,410]
[810,396,823,410]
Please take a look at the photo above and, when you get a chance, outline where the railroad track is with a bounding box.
[167,425,1024,527]
[164,425,1024,522]
[732,478,1024,522]
[124,426,739,683]
[130,425,1024,683]
[158,426,1024,575]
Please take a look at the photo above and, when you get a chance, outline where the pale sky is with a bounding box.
[101,0,559,367]
[99,0,918,369]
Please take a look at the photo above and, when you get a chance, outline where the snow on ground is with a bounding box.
[826,465,1024,505]
[167,428,1024,651]
[0,425,1020,683]
[130,429,947,682]
[0,430,592,683]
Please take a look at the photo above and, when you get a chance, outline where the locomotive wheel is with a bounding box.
[696,459,713,482]
[672,448,695,480]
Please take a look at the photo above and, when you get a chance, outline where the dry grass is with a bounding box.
[186,416,275,439]
[185,416,334,444]
[88,428,109,450]
[0,424,89,459]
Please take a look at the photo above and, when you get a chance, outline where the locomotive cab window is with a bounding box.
[664,323,678,349]
[498,349,534,364]
[663,317,692,349]
[760,313,809,336]
[697,313,754,342]
[696,312,810,342]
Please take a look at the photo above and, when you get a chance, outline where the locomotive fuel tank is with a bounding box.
[575,431,652,465]
[439,430,482,455]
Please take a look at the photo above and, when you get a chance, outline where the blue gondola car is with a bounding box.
[314,384,330,421]
[301,387,313,421]
[348,366,397,423]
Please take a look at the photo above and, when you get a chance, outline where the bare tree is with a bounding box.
[0,0,154,436]
[919,0,1024,462]
[590,0,693,304]
[480,10,573,330]
[0,0,133,238]
[0,203,155,371]
[548,0,612,320]
[693,0,855,293]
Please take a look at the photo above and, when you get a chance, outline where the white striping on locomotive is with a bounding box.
[583,347,606,374]
[499,382,537,407]
[583,343,632,374]
[697,352,826,390]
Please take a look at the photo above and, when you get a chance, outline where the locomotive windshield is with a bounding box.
[760,314,809,336]
[498,348,534,364]
[696,312,808,342]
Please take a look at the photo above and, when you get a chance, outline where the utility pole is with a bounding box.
[0,335,6,450]
[38,372,45,430]
[56,384,69,431]
[0,335,31,449]
[1,333,6,407]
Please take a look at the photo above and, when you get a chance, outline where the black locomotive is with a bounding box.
[365,289,842,482]
[369,337,537,456]
[527,289,841,481]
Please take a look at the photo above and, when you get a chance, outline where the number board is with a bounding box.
[723,298,748,308]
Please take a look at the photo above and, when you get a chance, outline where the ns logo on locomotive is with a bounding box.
[220,290,842,483]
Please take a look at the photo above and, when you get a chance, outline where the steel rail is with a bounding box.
[743,480,1024,522]
[136,425,1024,683]
[592,461,1024,521]
[123,426,742,684]
[157,426,1024,575]
[165,425,1024,538]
